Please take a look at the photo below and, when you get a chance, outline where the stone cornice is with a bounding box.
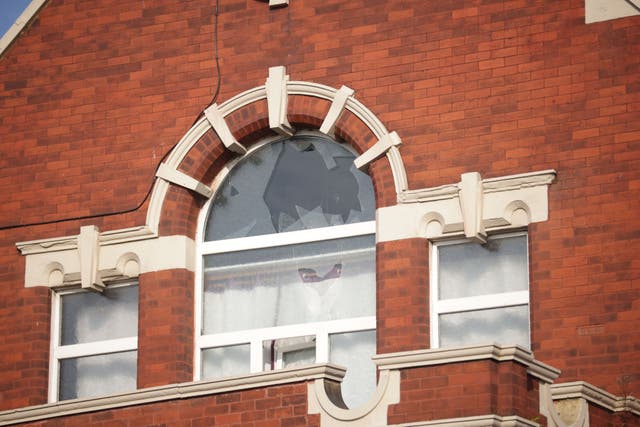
[378,170,556,242]
[372,344,560,384]
[17,233,195,289]
[550,381,640,415]
[17,226,155,255]
[388,414,538,427]
[0,364,345,426]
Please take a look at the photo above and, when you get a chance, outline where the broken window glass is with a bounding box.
[205,135,375,241]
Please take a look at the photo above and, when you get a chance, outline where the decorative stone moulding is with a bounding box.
[585,0,640,23]
[372,344,561,385]
[15,64,412,288]
[306,344,559,427]
[15,65,554,290]
[307,369,400,427]
[377,170,557,243]
[541,381,640,427]
[0,364,343,426]
[268,0,289,7]
[0,0,48,56]
[266,66,295,136]
[305,344,560,427]
[17,225,195,290]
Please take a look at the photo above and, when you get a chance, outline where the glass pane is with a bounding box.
[439,305,529,348]
[438,235,528,299]
[61,285,138,345]
[59,351,137,400]
[263,335,315,371]
[283,347,315,368]
[205,135,375,241]
[330,330,376,409]
[201,344,250,379]
[203,235,375,334]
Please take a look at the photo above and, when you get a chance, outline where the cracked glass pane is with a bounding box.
[205,135,375,241]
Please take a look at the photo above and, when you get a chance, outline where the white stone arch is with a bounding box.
[147,65,409,236]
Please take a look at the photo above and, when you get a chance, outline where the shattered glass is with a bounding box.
[205,135,375,241]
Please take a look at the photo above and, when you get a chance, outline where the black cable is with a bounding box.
[0,0,223,232]
[0,148,172,231]
[623,0,640,13]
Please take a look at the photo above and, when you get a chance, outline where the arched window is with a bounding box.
[195,133,377,408]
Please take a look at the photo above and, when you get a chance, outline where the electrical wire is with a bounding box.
[623,0,640,13]
[0,0,222,232]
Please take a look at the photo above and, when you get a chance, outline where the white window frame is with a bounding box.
[429,231,530,349]
[194,135,377,381]
[48,281,138,403]
[194,220,376,379]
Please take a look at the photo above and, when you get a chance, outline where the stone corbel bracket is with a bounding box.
[353,132,402,171]
[77,225,105,292]
[16,226,195,289]
[266,65,294,136]
[156,163,214,199]
[319,85,355,136]
[377,169,556,243]
[269,0,289,7]
[203,103,247,154]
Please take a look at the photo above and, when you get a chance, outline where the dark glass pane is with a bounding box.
[205,135,375,241]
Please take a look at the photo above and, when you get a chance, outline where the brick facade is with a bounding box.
[1,0,639,425]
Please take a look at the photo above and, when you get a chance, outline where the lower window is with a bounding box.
[196,231,377,409]
[50,282,138,401]
[430,233,530,349]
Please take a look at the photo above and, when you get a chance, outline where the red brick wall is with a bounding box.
[138,269,194,388]
[0,0,639,419]
[388,359,543,424]
[18,383,319,427]
[376,239,429,354]
[0,278,50,409]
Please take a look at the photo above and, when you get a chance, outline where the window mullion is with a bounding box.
[201,221,375,255]
[437,290,529,314]
[316,328,329,364]
[250,339,263,373]
[55,336,138,360]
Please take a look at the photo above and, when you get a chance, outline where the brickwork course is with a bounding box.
[0,0,639,425]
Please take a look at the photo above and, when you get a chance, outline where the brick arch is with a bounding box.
[149,66,408,238]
